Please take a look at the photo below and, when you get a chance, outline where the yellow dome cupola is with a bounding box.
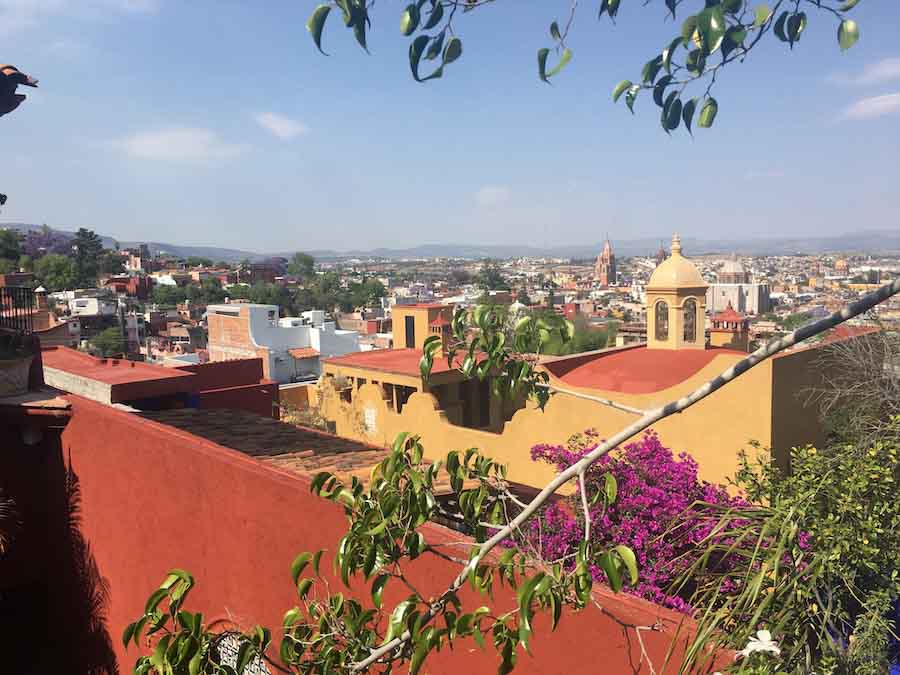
[645,234,708,350]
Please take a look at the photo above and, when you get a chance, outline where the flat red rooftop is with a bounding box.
[545,346,745,394]
[42,346,196,403]
[324,348,463,377]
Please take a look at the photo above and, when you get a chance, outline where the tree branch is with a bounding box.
[352,276,900,671]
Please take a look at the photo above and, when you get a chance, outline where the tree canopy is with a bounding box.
[72,228,104,286]
[288,252,316,279]
[33,254,78,292]
[305,0,863,134]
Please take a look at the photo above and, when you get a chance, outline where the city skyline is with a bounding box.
[1,1,899,251]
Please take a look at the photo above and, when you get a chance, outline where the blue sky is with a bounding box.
[1,0,898,253]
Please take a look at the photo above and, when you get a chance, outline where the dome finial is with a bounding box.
[671,233,682,255]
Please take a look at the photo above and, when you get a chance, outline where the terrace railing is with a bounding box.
[0,286,35,335]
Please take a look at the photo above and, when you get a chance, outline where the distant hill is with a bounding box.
[3,222,899,261]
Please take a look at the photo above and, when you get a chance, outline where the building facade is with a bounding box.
[206,304,361,384]
[595,239,617,287]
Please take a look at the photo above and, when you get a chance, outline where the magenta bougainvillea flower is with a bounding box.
[524,430,747,612]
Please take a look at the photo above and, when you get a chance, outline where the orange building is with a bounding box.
[318,235,867,488]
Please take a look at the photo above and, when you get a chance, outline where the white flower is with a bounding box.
[738,629,781,659]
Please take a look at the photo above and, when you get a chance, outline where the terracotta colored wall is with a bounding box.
[176,358,266,390]
[321,350,777,489]
[59,396,706,674]
[196,381,279,420]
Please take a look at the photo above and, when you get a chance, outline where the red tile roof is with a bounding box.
[324,348,462,377]
[545,346,745,394]
[711,301,746,323]
[288,347,320,359]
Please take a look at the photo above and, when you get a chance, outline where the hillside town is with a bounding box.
[1,227,896,381]
[2,2,900,672]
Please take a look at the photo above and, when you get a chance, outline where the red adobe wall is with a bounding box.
[176,358,266,390]
[196,382,280,420]
[60,396,712,674]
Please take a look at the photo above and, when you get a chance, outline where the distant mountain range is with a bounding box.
[3,222,899,262]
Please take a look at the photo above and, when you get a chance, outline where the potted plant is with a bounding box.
[0,333,34,397]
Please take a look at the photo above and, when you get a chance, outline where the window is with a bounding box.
[404,315,416,348]
[683,298,697,342]
[654,300,669,341]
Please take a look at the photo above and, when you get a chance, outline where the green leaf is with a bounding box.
[641,55,663,84]
[604,473,618,503]
[663,97,682,133]
[425,31,445,60]
[282,607,301,628]
[723,0,743,14]
[550,21,562,42]
[122,622,136,648]
[443,36,463,64]
[614,545,639,585]
[516,572,545,632]
[612,79,632,103]
[681,16,699,45]
[838,19,859,51]
[312,549,324,576]
[698,97,718,128]
[773,11,789,42]
[839,0,861,9]
[652,75,674,107]
[662,37,682,74]
[410,35,443,82]
[291,552,312,585]
[306,4,332,55]
[423,1,444,30]
[400,4,420,36]
[753,3,771,27]
[296,578,314,599]
[786,12,807,47]
[371,574,389,609]
[538,48,550,83]
[625,86,639,114]
[697,6,726,54]
[144,588,169,615]
[682,97,698,136]
[598,552,623,592]
[722,26,747,59]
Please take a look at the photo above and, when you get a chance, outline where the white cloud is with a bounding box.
[254,112,309,140]
[111,127,249,164]
[829,57,900,86]
[841,93,900,121]
[475,185,511,208]
[0,0,158,34]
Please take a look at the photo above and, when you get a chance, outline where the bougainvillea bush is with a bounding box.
[524,430,746,612]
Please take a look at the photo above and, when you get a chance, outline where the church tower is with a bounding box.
[645,234,707,350]
[595,238,616,287]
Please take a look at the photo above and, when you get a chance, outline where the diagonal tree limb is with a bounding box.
[352,277,900,671]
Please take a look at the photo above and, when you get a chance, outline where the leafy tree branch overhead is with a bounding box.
[305,0,862,134]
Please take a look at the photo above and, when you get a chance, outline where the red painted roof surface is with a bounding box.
[288,347,320,359]
[395,303,447,309]
[429,315,451,327]
[42,347,195,385]
[545,346,744,394]
[324,348,462,377]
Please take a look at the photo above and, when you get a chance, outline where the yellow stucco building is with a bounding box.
[316,235,862,490]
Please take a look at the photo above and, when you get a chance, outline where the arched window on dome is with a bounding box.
[683,298,697,343]
[654,300,669,341]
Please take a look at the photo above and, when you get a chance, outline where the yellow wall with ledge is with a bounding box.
[318,342,846,492]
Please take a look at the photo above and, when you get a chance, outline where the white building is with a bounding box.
[706,259,770,315]
[206,304,361,384]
